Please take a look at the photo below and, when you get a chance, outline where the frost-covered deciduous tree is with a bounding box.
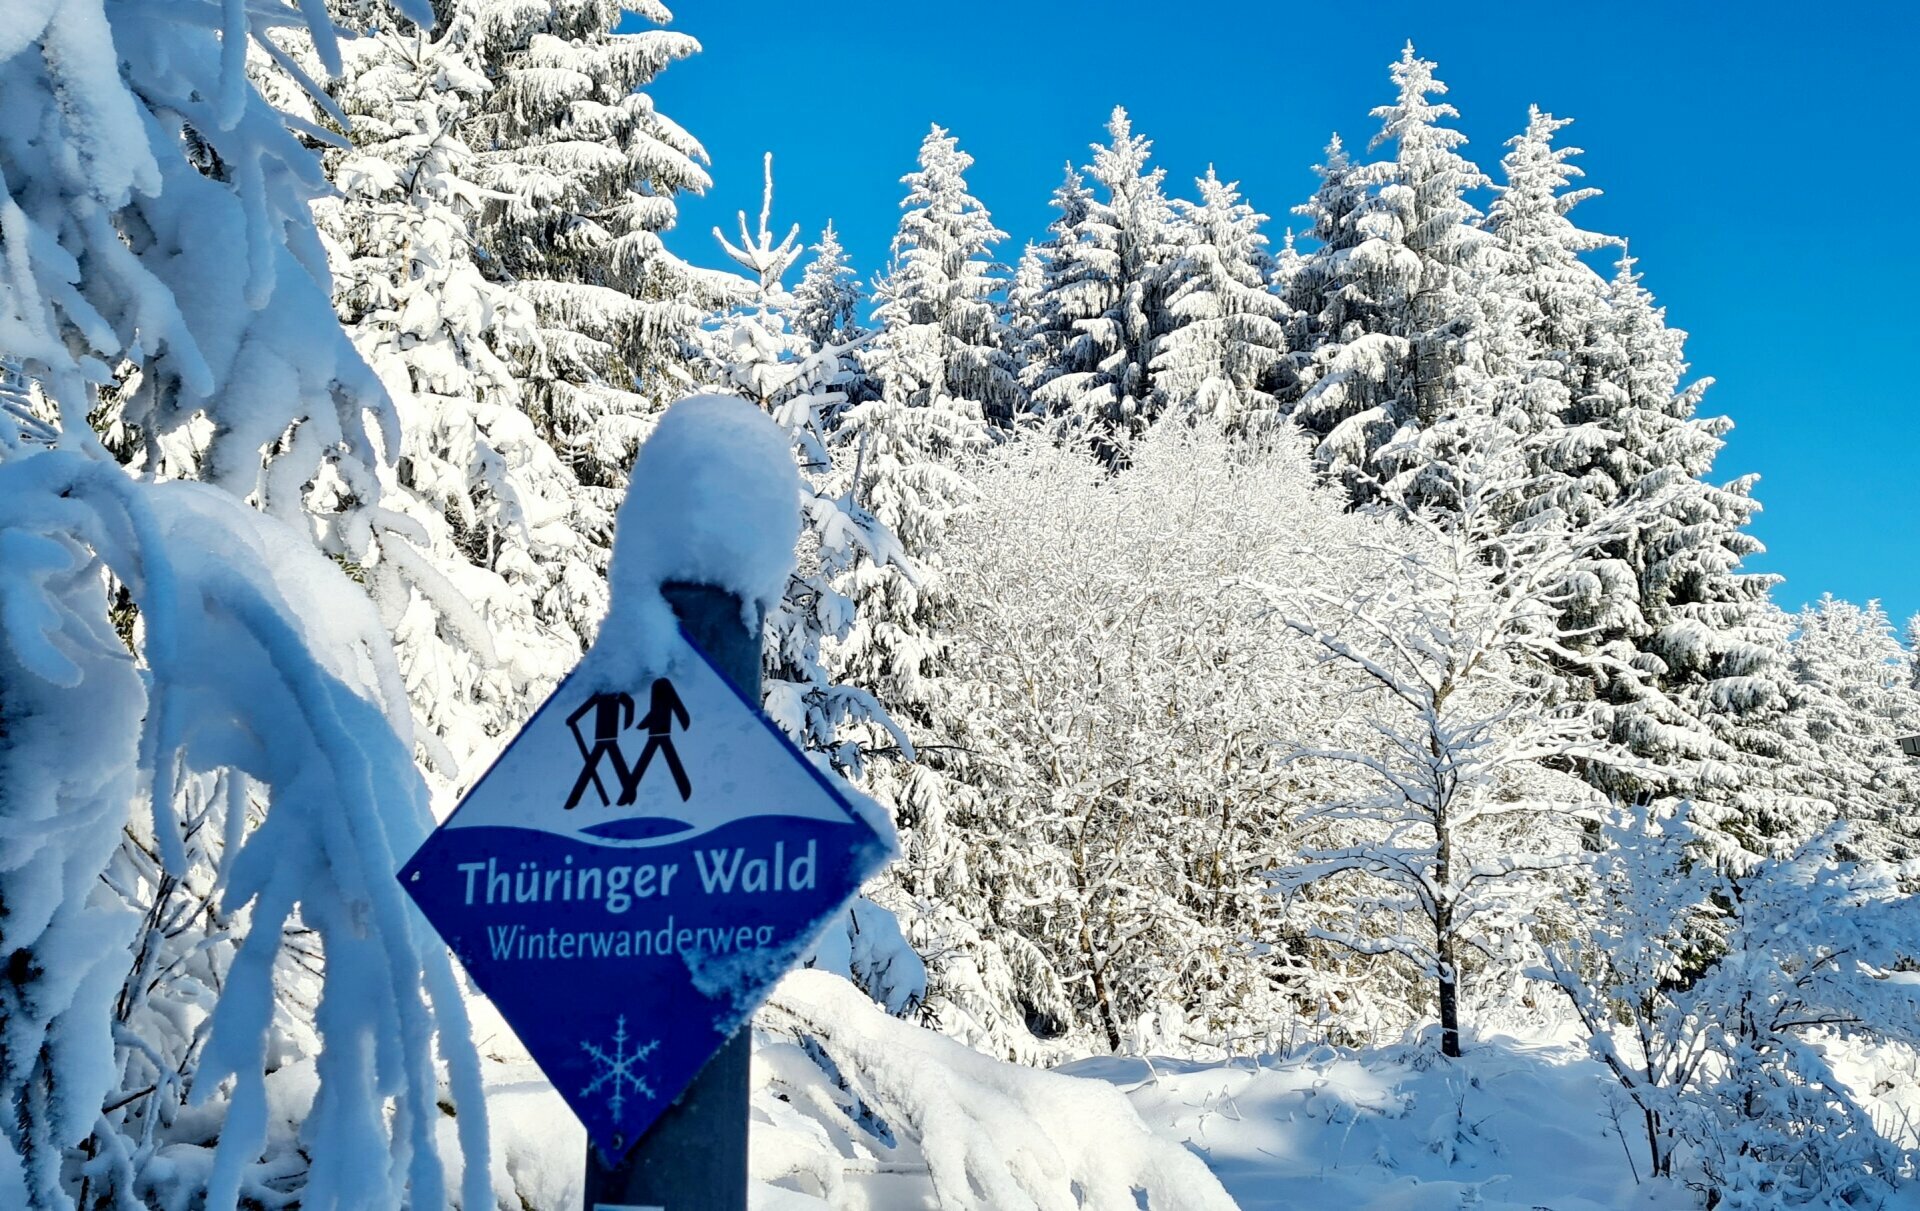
[1536,799,1721,1183]
[1150,168,1292,432]
[935,422,1387,1056]
[1682,832,1920,1207]
[1028,109,1179,463]
[1252,413,1673,1058]
[0,4,488,1207]
[1543,806,1920,1206]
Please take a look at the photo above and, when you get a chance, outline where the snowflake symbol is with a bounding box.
[579,1015,660,1124]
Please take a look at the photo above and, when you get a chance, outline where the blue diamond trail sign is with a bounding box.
[400,623,891,1163]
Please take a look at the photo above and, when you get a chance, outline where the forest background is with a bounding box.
[658,0,1920,623]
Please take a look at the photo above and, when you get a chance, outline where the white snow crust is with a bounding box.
[604,393,801,673]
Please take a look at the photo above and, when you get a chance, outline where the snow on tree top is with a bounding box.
[605,394,800,670]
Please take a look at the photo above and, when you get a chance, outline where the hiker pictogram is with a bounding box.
[565,690,638,809]
[562,679,693,809]
[621,678,692,803]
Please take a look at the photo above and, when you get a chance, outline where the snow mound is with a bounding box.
[605,393,800,673]
[755,970,1236,1210]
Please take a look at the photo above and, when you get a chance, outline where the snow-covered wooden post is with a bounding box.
[582,582,756,1211]
[577,396,807,1210]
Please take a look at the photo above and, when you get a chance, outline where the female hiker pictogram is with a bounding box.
[619,678,692,803]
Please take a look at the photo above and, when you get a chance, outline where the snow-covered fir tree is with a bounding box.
[1028,109,1179,463]
[701,158,902,778]
[1150,167,1292,432]
[837,122,1007,723]
[1001,239,1050,398]
[790,220,866,353]
[1582,252,1802,859]
[315,8,601,786]
[1482,105,1615,439]
[1281,133,1366,355]
[1473,105,1632,666]
[1283,44,1491,495]
[1781,595,1920,861]
[0,4,489,1207]
[459,0,723,519]
[863,125,1022,429]
[834,126,1027,1038]
[695,176,930,1015]
[1011,168,1095,403]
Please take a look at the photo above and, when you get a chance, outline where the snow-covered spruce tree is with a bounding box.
[1281,134,1365,358]
[1148,168,1292,433]
[315,8,601,786]
[1283,44,1491,497]
[1781,595,1920,862]
[843,121,1009,670]
[1029,108,1179,464]
[1909,615,1920,690]
[1001,240,1048,390]
[1252,411,1676,1058]
[862,124,1023,430]
[1482,106,1615,426]
[1581,252,1802,858]
[699,168,924,1012]
[1471,105,1637,682]
[790,220,867,355]
[0,4,488,1208]
[460,0,723,524]
[1009,168,1094,407]
[833,125,1027,1037]
[703,159,902,777]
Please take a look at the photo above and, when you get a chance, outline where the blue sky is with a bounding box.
[645,1,1920,626]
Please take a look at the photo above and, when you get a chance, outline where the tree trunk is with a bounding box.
[1434,811,1462,1058]
[1436,932,1462,1058]
[1081,917,1123,1052]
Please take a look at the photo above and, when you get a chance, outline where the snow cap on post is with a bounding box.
[606,394,800,672]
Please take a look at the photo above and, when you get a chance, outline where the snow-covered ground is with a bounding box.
[459,1003,1920,1211]
[1066,1036,1676,1211]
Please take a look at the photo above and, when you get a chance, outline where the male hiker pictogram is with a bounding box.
[619,678,692,803]
[564,690,636,810]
